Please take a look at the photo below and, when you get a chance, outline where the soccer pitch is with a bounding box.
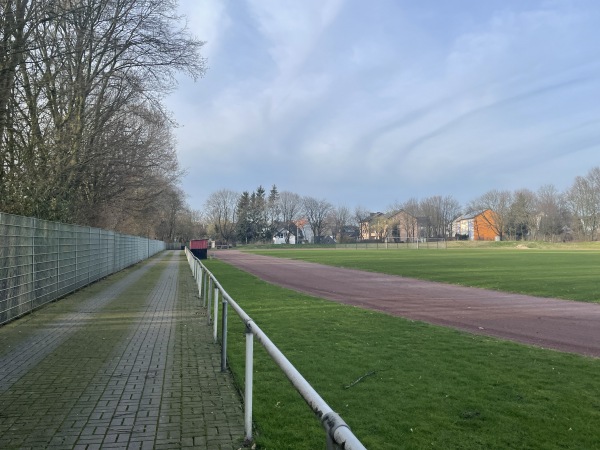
[248,247,600,303]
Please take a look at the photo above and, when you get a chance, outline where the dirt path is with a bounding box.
[214,250,600,358]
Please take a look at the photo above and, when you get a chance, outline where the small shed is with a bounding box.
[190,239,209,259]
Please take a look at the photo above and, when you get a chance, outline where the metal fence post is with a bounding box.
[245,325,254,443]
[88,227,91,286]
[221,299,228,372]
[31,217,36,313]
[56,222,60,299]
[197,264,203,296]
[213,288,219,343]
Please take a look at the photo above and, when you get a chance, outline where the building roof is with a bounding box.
[461,209,490,220]
[384,210,401,220]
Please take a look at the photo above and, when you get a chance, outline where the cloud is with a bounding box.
[446,6,582,80]
[348,4,600,180]
[245,0,345,76]
[168,0,600,211]
[179,0,231,60]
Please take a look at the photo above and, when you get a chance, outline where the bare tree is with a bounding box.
[439,195,462,238]
[205,189,239,245]
[152,185,186,242]
[419,196,463,238]
[0,0,205,229]
[0,0,34,163]
[507,189,538,240]
[536,184,570,242]
[418,198,437,238]
[329,205,351,242]
[279,191,302,243]
[400,198,420,240]
[174,208,207,243]
[468,190,513,240]
[567,167,600,240]
[302,196,333,244]
[370,213,388,241]
[354,206,371,240]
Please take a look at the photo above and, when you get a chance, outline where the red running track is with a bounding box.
[214,250,600,358]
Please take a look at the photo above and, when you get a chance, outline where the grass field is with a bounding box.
[204,252,600,450]
[244,247,600,303]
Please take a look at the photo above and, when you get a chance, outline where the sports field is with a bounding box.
[248,246,600,303]
[205,246,600,449]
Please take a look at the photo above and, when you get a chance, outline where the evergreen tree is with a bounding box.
[266,185,280,240]
[249,186,267,242]
[235,191,252,243]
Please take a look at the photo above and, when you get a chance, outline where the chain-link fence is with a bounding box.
[0,212,166,325]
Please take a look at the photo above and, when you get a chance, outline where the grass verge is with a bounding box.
[206,258,600,450]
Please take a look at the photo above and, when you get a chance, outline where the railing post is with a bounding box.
[203,272,208,307]
[221,300,228,372]
[322,411,347,450]
[197,264,203,297]
[213,287,219,343]
[244,325,254,444]
[326,434,336,450]
[207,278,213,325]
[202,271,209,308]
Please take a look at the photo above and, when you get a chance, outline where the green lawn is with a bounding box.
[205,258,600,450]
[245,248,600,302]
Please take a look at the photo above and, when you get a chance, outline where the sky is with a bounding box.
[164,0,600,213]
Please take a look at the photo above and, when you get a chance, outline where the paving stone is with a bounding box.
[0,251,245,449]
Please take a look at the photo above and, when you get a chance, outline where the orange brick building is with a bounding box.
[454,209,499,241]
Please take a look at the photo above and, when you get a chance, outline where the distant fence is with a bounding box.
[185,248,366,450]
[0,212,166,325]
[337,238,447,249]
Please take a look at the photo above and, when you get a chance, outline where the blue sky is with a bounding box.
[165,0,600,212]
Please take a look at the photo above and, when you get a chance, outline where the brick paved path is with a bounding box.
[0,251,244,449]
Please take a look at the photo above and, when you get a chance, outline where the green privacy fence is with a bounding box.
[0,212,166,325]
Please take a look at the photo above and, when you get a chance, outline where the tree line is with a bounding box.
[204,186,339,245]
[0,0,204,242]
[202,167,600,244]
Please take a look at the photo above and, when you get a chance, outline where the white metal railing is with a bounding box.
[0,211,166,325]
[184,247,367,450]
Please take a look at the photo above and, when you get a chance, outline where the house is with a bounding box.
[453,209,499,241]
[320,235,337,244]
[272,219,314,244]
[296,218,313,244]
[273,229,296,245]
[360,210,419,242]
[359,212,384,240]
